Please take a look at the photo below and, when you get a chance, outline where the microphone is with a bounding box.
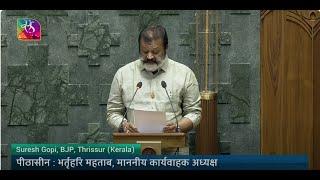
[161,80,180,132]
[119,81,142,132]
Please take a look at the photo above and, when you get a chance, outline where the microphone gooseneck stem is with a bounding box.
[120,86,140,132]
[128,87,139,111]
[164,88,180,133]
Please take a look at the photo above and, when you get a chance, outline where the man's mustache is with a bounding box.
[143,59,159,64]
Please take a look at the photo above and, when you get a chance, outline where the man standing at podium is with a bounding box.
[106,25,201,135]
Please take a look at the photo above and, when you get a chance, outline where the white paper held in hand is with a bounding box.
[132,109,166,133]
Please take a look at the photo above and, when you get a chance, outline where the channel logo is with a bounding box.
[17,18,41,41]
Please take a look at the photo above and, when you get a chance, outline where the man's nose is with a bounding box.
[147,53,154,59]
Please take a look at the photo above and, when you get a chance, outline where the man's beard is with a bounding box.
[141,56,165,72]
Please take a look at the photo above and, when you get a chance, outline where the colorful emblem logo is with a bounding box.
[17,18,41,41]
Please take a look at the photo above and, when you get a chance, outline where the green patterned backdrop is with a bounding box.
[1,10,260,169]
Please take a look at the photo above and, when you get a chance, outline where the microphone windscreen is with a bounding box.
[161,81,167,88]
[137,82,142,88]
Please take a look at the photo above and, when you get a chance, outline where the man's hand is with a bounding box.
[163,118,194,133]
[163,122,177,133]
[123,121,139,133]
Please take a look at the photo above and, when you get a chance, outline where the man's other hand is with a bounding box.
[163,122,176,133]
[163,118,193,133]
[123,122,139,133]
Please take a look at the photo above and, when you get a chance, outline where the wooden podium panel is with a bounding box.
[113,133,186,149]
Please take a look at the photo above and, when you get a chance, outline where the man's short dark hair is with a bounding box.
[138,25,168,52]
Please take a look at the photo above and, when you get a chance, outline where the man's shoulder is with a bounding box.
[168,58,194,74]
[116,59,139,74]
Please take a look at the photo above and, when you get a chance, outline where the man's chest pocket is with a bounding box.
[170,89,181,101]
[121,86,135,105]
[166,88,183,109]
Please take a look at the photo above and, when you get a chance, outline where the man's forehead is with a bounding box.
[140,38,163,47]
[141,38,163,43]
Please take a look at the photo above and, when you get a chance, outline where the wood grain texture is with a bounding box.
[285,16,313,167]
[196,93,218,154]
[261,10,318,169]
[314,22,320,169]
[261,10,285,154]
